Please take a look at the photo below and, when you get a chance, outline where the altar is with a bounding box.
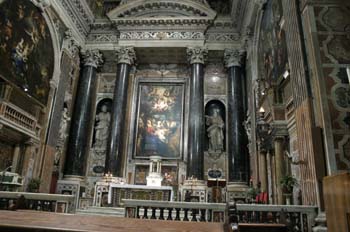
[108,184,173,207]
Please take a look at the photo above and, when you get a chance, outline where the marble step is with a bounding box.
[76,206,125,217]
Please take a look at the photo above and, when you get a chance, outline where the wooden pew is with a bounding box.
[0,210,225,232]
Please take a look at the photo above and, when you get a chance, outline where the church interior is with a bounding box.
[0,0,349,231]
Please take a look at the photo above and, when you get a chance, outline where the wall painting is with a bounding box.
[0,0,54,105]
[133,81,185,159]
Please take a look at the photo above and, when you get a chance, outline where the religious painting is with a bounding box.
[161,166,178,186]
[134,165,178,186]
[0,0,54,105]
[258,0,289,86]
[133,81,185,159]
[134,165,148,185]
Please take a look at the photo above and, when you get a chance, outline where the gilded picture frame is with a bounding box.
[129,78,187,160]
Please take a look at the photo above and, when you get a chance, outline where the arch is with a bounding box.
[107,0,216,19]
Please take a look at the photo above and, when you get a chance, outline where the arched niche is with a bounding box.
[204,100,226,152]
[92,98,112,148]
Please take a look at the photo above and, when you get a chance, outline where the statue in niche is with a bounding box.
[58,106,70,141]
[205,109,224,152]
[94,104,110,149]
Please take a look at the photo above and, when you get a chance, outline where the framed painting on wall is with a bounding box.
[131,78,187,159]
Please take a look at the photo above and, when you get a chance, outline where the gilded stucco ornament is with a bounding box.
[81,49,104,68]
[224,49,245,68]
[187,47,208,64]
[115,47,136,65]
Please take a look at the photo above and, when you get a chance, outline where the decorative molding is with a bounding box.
[187,47,208,64]
[59,0,94,38]
[30,0,51,11]
[88,34,119,43]
[120,31,205,41]
[115,47,136,65]
[64,29,81,58]
[336,135,350,169]
[108,0,216,18]
[224,49,245,68]
[206,33,240,42]
[81,49,104,68]
[107,0,216,33]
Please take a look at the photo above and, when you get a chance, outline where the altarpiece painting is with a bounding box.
[132,79,186,159]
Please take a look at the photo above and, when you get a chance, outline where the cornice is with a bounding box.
[107,0,216,31]
[57,0,94,38]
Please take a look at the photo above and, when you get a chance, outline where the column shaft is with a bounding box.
[105,63,131,176]
[187,63,205,179]
[64,66,98,177]
[259,150,268,193]
[64,49,103,177]
[274,138,285,204]
[227,65,248,182]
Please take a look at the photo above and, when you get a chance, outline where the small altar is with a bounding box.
[108,184,173,207]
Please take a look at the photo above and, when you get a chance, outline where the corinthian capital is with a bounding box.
[187,47,208,64]
[115,47,136,65]
[81,49,104,68]
[224,49,245,68]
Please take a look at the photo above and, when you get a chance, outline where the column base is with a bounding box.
[93,176,126,207]
[312,212,328,232]
[56,178,86,212]
[179,179,207,202]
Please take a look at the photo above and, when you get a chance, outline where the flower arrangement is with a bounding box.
[280,175,298,194]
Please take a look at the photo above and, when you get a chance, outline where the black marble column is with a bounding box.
[64,49,103,177]
[224,49,249,183]
[105,47,136,177]
[186,47,207,180]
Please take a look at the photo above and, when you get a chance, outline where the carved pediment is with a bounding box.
[107,0,216,27]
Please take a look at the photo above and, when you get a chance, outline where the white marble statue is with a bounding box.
[59,107,70,141]
[94,104,110,149]
[206,110,224,152]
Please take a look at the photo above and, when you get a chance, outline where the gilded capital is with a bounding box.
[115,47,136,65]
[224,49,245,68]
[187,47,208,64]
[81,49,104,68]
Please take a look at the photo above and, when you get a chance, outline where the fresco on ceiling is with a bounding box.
[258,0,289,85]
[134,83,184,159]
[0,0,54,105]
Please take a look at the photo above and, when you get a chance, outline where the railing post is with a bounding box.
[167,208,173,220]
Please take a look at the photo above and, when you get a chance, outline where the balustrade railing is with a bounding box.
[123,199,317,231]
[0,100,40,137]
[124,200,226,223]
[0,191,75,213]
